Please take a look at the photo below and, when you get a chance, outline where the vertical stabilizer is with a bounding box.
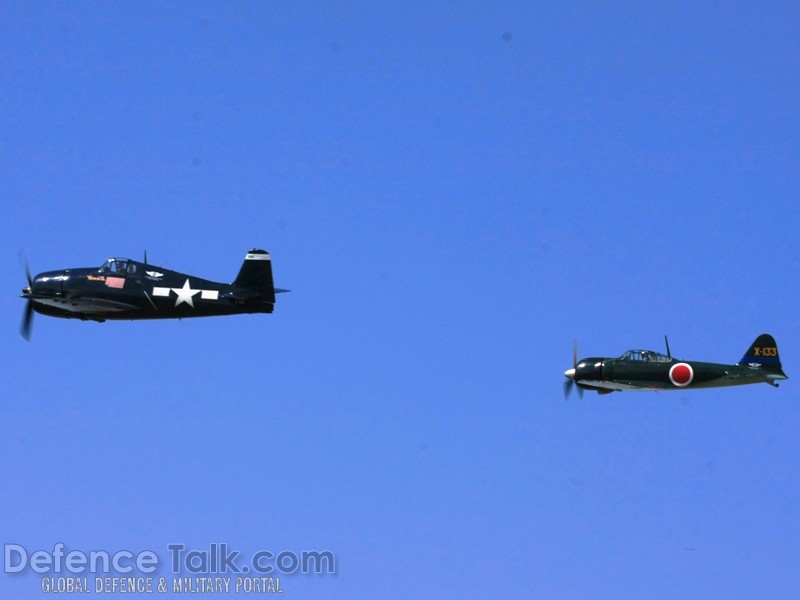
[738,333,785,374]
[233,249,275,303]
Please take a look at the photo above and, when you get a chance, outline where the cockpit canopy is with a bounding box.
[620,349,672,363]
[99,258,137,275]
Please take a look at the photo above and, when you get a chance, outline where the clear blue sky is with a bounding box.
[2,2,799,598]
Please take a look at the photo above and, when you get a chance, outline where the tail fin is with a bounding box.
[738,333,786,373]
[233,249,275,303]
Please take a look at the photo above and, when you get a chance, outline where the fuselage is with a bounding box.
[573,358,785,392]
[564,337,787,394]
[22,258,273,322]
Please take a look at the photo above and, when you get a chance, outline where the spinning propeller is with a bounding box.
[563,339,583,399]
[19,251,34,341]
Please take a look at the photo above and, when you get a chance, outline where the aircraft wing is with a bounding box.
[579,380,665,392]
[30,295,140,314]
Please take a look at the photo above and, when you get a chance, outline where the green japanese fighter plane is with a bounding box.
[563,334,787,397]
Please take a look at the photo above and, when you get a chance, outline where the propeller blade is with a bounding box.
[564,381,585,400]
[21,300,34,341]
[19,250,35,340]
[18,249,32,287]
[572,339,578,369]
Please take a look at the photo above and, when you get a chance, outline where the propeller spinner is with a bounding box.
[563,340,584,399]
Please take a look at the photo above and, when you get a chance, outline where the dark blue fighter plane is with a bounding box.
[20,249,286,339]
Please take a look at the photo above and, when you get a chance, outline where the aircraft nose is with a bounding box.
[564,368,575,380]
[31,271,68,296]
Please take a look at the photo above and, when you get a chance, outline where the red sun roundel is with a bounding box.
[669,363,694,387]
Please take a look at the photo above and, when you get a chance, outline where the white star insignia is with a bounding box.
[172,279,200,308]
